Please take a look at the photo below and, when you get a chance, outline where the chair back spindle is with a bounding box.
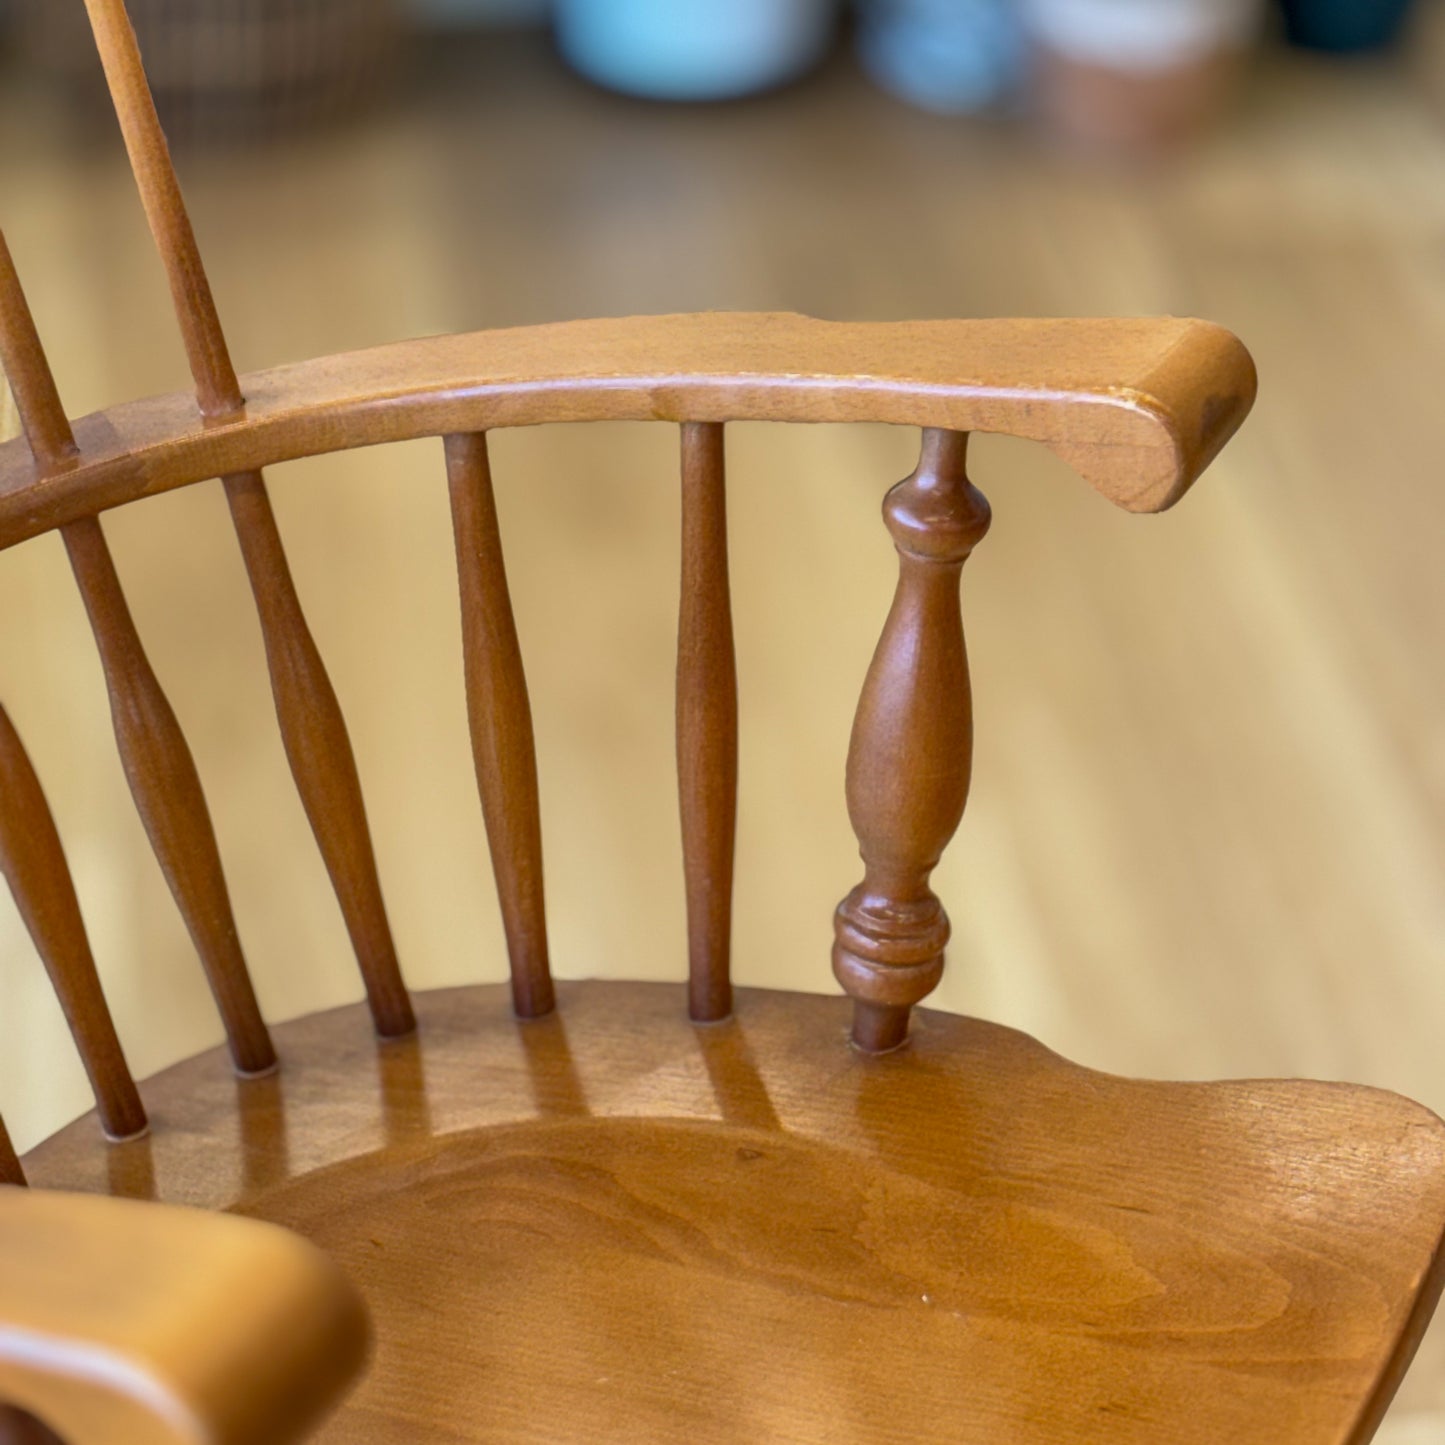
[0,702,147,1141]
[80,0,415,1039]
[221,473,415,1038]
[0,229,275,1078]
[676,422,738,1023]
[445,432,554,1018]
[834,429,991,1052]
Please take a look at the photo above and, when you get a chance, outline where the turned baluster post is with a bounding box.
[80,0,413,1038]
[833,429,991,1053]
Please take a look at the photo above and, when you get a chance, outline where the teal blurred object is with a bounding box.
[1278,0,1414,52]
[858,0,1022,112]
[555,0,837,100]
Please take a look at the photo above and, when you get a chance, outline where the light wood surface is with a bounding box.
[2,28,1445,1438]
[0,1185,368,1444]
[17,980,1445,1445]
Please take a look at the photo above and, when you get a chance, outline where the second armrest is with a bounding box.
[0,1187,368,1445]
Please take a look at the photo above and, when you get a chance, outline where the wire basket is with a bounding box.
[21,0,404,145]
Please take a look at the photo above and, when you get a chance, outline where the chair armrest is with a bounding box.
[0,1187,368,1445]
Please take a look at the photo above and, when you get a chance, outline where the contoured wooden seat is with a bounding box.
[3,5,1445,1444]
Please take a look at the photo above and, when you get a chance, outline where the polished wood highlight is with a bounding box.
[677,422,738,1023]
[0,702,145,1142]
[63,516,275,1077]
[19,980,1445,1445]
[445,432,553,1018]
[224,472,414,1039]
[0,1187,368,1445]
[835,431,990,1052]
[0,314,1257,552]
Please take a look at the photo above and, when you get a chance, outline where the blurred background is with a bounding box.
[1,0,1444,1436]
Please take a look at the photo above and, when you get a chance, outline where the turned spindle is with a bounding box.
[677,422,738,1023]
[833,429,990,1053]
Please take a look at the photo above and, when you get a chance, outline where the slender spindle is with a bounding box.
[677,423,738,1022]
[81,0,413,1036]
[0,1117,22,1187]
[224,475,414,1037]
[0,230,274,1077]
[0,703,146,1140]
[64,519,276,1075]
[445,433,554,1019]
[833,430,991,1053]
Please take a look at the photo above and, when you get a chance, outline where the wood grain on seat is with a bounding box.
[21,981,1445,1445]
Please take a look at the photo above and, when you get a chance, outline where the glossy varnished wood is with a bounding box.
[445,432,553,1018]
[677,422,738,1022]
[223,472,414,1039]
[0,1120,20,1188]
[63,516,276,1077]
[20,981,1445,1445]
[836,431,991,1051]
[83,0,415,1041]
[0,225,274,1078]
[0,1186,368,1445]
[0,702,145,1141]
[0,314,1256,551]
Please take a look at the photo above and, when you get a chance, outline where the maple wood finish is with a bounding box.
[446,431,554,1020]
[0,230,275,1079]
[678,421,738,1023]
[0,1187,368,1445]
[835,429,991,1050]
[4,2,1444,1442]
[0,700,145,1142]
[87,0,414,1042]
[14,981,1445,1445]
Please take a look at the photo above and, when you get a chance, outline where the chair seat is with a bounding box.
[22,981,1445,1443]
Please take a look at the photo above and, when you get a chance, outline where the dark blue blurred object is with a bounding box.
[1278,0,1415,52]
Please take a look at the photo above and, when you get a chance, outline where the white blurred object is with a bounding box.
[410,0,548,24]
[555,0,837,100]
[858,0,1022,113]
[1022,0,1261,72]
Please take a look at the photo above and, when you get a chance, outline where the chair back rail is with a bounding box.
[0,0,1258,1168]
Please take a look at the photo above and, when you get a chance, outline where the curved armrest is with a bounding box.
[0,312,1256,549]
[0,1188,368,1445]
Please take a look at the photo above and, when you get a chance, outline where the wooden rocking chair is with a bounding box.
[2,3,1443,1442]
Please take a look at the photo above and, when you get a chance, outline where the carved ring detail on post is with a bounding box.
[833,428,990,1053]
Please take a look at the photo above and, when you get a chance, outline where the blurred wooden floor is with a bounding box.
[2,24,1445,1436]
